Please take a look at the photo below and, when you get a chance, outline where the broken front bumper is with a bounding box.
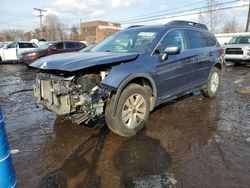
[34,73,112,124]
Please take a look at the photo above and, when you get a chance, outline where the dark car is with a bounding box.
[30,20,224,137]
[20,40,86,63]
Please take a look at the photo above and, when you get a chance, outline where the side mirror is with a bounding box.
[162,46,181,61]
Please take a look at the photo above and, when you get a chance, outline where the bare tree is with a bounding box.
[0,29,25,41]
[69,25,79,40]
[200,0,222,32]
[222,18,242,33]
[44,14,65,40]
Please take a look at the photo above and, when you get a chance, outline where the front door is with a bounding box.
[3,42,17,60]
[48,42,65,55]
[153,29,194,98]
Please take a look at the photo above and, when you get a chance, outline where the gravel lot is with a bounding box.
[0,64,250,188]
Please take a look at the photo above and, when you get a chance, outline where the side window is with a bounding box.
[204,33,217,47]
[7,43,17,48]
[66,42,76,49]
[18,43,25,48]
[53,43,64,50]
[19,43,37,48]
[78,43,86,48]
[185,30,207,49]
[154,29,187,55]
[27,43,38,48]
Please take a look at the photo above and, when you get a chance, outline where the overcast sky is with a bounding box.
[0,0,249,32]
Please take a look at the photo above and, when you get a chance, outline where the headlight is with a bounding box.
[26,52,37,57]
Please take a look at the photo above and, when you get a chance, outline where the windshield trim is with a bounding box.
[229,36,250,44]
[90,28,161,54]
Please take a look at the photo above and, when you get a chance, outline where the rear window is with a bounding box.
[204,33,217,46]
[66,42,76,49]
[77,42,86,48]
[19,43,37,48]
[185,30,207,49]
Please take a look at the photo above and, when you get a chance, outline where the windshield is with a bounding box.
[90,28,160,53]
[229,36,250,44]
[38,42,53,50]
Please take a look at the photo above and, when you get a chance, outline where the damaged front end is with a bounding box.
[33,71,112,124]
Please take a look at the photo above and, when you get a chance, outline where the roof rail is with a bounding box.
[126,25,143,29]
[166,20,208,30]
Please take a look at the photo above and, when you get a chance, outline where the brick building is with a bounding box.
[80,20,121,45]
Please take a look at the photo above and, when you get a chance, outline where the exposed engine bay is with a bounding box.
[33,71,111,124]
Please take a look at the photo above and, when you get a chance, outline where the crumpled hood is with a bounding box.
[29,51,139,72]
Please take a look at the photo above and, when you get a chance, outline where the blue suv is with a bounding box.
[30,20,224,137]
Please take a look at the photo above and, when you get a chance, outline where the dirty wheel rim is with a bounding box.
[211,72,219,93]
[122,94,146,129]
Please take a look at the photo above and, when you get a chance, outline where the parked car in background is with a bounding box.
[20,40,86,63]
[224,36,250,65]
[0,41,37,61]
[30,20,224,137]
[30,38,47,46]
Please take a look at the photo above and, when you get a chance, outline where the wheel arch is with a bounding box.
[207,61,223,81]
[110,73,157,116]
[214,62,223,71]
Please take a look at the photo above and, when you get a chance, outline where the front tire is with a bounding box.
[105,84,150,137]
[201,67,221,98]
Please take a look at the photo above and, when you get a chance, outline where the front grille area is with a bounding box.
[40,79,60,106]
[225,48,243,55]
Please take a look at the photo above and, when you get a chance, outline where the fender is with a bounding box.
[205,58,224,83]
[103,72,157,116]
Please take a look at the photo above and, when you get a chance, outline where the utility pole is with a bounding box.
[79,18,82,40]
[34,8,47,37]
[245,0,250,32]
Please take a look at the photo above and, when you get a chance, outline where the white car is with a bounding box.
[224,36,250,65]
[0,41,38,61]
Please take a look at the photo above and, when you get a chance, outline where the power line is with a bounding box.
[121,3,249,25]
[34,8,47,37]
[119,0,206,22]
[120,0,240,24]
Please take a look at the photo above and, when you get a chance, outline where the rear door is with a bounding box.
[153,29,195,97]
[185,30,212,85]
[65,42,79,52]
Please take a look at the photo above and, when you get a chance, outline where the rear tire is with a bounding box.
[105,84,150,137]
[201,67,221,98]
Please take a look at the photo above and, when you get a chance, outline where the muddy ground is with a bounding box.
[0,64,250,188]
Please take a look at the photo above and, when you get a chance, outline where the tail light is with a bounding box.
[221,48,225,55]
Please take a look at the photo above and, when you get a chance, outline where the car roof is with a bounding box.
[18,41,36,43]
[53,40,82,43]
[125,20,209,32]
